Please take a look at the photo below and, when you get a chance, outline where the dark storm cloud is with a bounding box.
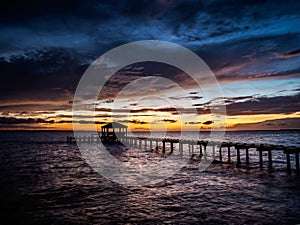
[77,91,300,117]
[56,120,106,124]
[202,120,213,125]
[285,48,300,56]
[0,103,71,113]
[0,117,54,124]
[184,120,214,125]
[2,0,300,59]
[226,93,300,116]
[161,119,177,123]
[231,118,300,130]
[277,48,300,58]
[0,124,51,129]
[96,106,210,115]
[1,0,300,117]
[97,61,199,100]
[169,95,203,100]
[191,93,300,116]
[118,119,149,125]
[0,48,87,102]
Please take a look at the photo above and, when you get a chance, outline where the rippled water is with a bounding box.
[0,131,300,224]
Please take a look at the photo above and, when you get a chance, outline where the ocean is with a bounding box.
[0,130,300,224]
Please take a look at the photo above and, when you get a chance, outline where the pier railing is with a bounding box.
[67,135,300,173]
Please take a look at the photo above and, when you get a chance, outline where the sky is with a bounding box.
[0,0,300,131]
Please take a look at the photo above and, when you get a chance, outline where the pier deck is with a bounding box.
[67,135,300,173]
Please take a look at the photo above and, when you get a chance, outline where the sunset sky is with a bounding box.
[0,0,300,131]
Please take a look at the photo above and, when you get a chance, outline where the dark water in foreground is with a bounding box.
[0,131,300,224]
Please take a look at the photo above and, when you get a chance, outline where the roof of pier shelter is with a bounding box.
[101,122,127,129]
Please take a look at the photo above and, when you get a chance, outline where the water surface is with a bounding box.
[0,131,299,224]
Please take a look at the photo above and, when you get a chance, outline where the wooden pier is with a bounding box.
[67,134,300,174]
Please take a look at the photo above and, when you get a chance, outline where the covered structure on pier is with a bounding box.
[100,122,128,143]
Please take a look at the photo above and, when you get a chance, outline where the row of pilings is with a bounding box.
[67,135,300,173]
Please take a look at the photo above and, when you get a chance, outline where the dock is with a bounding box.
[67,134,300,174]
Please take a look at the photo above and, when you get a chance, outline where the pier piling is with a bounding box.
[68,134,300,173]
[246,147,249,165]
[236,147,241,165]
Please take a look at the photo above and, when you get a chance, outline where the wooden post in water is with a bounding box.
[162,140,166,154]
[236,147,241,165]
[139,139,142,149]
[150,140,152,150]
[170,142,174,154]
[199,144,203,156]
[219,146,222,161]
[228,146,231,162]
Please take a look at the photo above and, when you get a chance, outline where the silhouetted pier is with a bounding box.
[67,134,300,174]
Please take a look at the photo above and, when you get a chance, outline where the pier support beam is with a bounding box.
[199,144,203,156]
[170,142,174,154]
[228,146,231,162]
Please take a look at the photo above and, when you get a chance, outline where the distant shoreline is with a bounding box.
[0,129,299,132]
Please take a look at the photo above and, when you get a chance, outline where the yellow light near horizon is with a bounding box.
[5,110,298,131]
[226,112,300,126]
